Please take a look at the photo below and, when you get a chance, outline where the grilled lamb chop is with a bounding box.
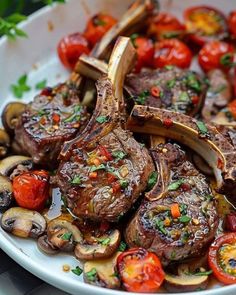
[56,37,154,222]
[127,105,236,199]
[125,67,206,116]
[14,81,89,168]
[125,143,218,265]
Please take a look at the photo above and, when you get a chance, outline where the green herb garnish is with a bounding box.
[64,106,82,123]
[71,175,82,185]
[132,90,150,105]
[96,116,109,124]
[43,0,66,5]
[186,74,202,93]
[0,13,27,40]
[90,164,106,172]
[85,268,97,282]
[179,91,189,102]
[165,65,174,70]
[168,179,184,191]
[61,232,72,241]
[167,79,176,89]
[193,270,213,276]
[10,74,31,98]
[93,17,106,26]
[112,150,127,160]
[196,121,208,136]
[155,218,167,235]
[35,79,47,90]
[220,53,234,67]
[179,204,188,215]
[179,215,191,223]
[181,231,190,243]
[97,237,111,246]
[163,31,180,39]
[71,266,83,276]
[118,241,127,252]
[147,171,158,191]
[130,33,139,47]
[119,179,129,189]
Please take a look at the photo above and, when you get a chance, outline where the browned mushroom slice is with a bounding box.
[75,229,120,260]
[37,235,60,255]
[2,102,26,135]
[83,252,121,289]
[0,129,10,158]
[0,175,13,212]
[1,207,46,238]
[127,105,236,197]
[47,219,82,252]
[90,0,158,59]
[164,264,210,293]
[0,155,33,179]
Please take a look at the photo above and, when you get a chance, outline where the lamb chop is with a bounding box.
[56,37,154,222]
[125,143,218,265]
[13,0,157,169]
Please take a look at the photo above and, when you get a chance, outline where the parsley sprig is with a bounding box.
[0,13,27,40]
[10,74,31,98]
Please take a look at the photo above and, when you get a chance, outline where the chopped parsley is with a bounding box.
[168,179,184,191]
[112,150,127,160]
[11,74,31,98]
[179,91,189,102]
[132,90,150,105]
[186,74,202,93]
[85,268,97,282]
[61,232,72,241]
[43,0,66,5]
[196,121,208,136]
[179,204,188,215]
[93,17,106,26]
[71,266,83,276]
[147,171,158,191]
[97,237,111,246]
[119,179,129,189]
[90,164,106,172]
[165,65,174,70]
[96,115,110,124]
[193,270,213,276]
[71,175,82,185]
[118,241,127,252]
[181,231,190,243]
[130,33,139,47]
[0,13,27,40]
[155,218,167,235]
[64,106,82,123]
[220,53,234,67]
[179,215,191,223]
[166,79,176,89]
[35,79,47,90]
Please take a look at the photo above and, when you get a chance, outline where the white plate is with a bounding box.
[0,1,236,295]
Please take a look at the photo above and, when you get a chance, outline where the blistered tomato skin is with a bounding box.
[208,233,236,285]
[154,39,192,69]
[134,37,155,73]
[228,11,236,39]
[117,248,165,293]
[198,41,234,73]
[13,170,50,211]
[84,13,117,47]
[57,32,90,70]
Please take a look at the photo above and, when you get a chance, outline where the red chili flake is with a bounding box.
[40,87,52,96]
[112,182,121,193]
[163,118,173,128]
[191,95,199,105]
[217,158,224,170]
[151,86,161,98]
[52,113,60,124]
[107,173,117,183]
[99,145,113,161]
[181,183,191,192]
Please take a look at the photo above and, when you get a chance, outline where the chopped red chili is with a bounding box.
[163,118,173,128]
[217,158,224,170]
[107,173,117,183]
[191,95,199,105]
[40,117,46,125]
[52,113,60,124]
[151,86,161,98]
[112,182,121,193]
[181,182,191,191]
[99,145,113,161]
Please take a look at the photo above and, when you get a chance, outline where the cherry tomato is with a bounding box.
[57,32,90,70]
[198,41,234,73]
[13,170,50,211]
[84,13,117,47]
[228,99,236,120]
[117,248,165,292]
[132,36,155,73]
[184,6,228,46]
[208,233,236,285]
[154,39,192,69]
[148,12,185,40]
[228,11,236,39]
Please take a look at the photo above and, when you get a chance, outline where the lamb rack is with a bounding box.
[56,37,154,222]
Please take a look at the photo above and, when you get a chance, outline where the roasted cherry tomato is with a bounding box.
[13,170,50,211]
[154,39,192,69]
[198,41,234,73]
[228,11,236,39]
[184,6,228,46]
[208,233,236,285]
[57,32,90,70]
[132,36,155,73]
[117,248,165,292]
[148,12,185,40]
[228,99,236,120]
[84,13,117,47]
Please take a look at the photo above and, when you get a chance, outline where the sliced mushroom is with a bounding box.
[1,207,46,238]
[0,155,33,178]
[164,264,209,293]
[84,252,121,289]
[0,175,13,212]
[75,229,121,260]
[128,105,236,198]
[37,235,59,255]
[0,129,10,158]
[2,102,26,135]
[47,219,82,252]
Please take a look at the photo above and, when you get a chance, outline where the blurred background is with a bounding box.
[0,0,44,17]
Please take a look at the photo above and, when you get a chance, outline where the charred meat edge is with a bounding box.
[127,105,236,198]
